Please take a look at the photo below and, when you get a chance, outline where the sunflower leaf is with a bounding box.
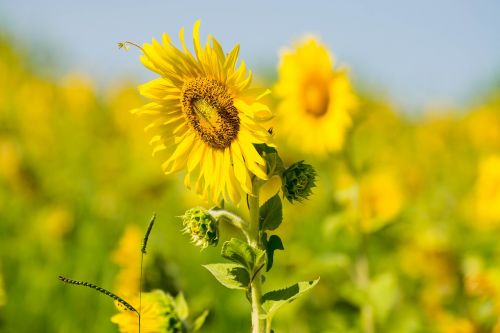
[264,234,284,272]
[192,310,210,331]
[203,263,250,290]
[254,144,284,176]
[174,292,189,320]
[260,194,283,231]
[221,238,264,271]
[261,278,320,316]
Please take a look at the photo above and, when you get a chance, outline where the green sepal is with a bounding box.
[259,194,283,231]
[221,238,265,272]
[263,234,284,272]
[203,263,250,290]
[254,144,284,176]
[174,292,189,320]
[191,310,209,331]
[261,278,320,317]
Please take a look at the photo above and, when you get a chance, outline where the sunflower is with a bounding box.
[111,290,185,333]
[132,21,272,204]
[275,37,357,156]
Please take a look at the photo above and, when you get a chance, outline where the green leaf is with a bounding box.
[221,238,264,271]
[265,235,284,272]
[203,263,250,290]
[174,292,189,320]
[191,310,209,331]
[262,278,320,316]
[254,144,284,176]
[260,194,283,231]
[369,273,398,324]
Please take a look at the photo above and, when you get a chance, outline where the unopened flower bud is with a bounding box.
[282,161,317,203]
[181,207,219,249]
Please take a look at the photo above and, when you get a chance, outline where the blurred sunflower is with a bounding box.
[111,290,185,333]
[275,37,357,156]
[133,21,272,204]
[473,155,500,228]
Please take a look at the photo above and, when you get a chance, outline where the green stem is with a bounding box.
[343,130,375,333]
[265,314,274,333]
[248,180,265,333]
[209,209,250,241]
[356,232,375,333]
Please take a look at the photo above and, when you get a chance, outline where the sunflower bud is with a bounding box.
[181,207,219,249]
[282,161,317,203]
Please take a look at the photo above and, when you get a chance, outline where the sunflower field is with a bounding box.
[1,17,500,333]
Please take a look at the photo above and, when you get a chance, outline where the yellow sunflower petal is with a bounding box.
[134,21,274,203]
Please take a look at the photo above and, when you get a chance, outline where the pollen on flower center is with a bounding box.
[303,81,330,117]
[181,77,240,149]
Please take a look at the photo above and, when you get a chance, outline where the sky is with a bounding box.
[1,0,499,110]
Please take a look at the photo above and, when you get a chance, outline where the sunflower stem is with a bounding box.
[248,180,265,333]
[356,234,375,333]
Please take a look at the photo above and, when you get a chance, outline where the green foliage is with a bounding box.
[262,234,284,272]
[259,194,283,231]
[261,278,319,317]
[173,293,209,332]
[254,144,284,176]
[221,238,265,273]
[203,263,250,290]
[191,310,210,332]
[175,292,189,320]
[369,273,399,324]
[164,292,189,333]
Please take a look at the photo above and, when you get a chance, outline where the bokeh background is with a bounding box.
[1,1,500,332]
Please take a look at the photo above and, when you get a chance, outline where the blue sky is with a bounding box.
[1,0,499,110]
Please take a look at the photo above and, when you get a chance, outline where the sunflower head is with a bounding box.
[111,290,186,333]
[181,207,219,249]
[132,21,273,204]
[275,36,357,156]
[282,161,317,203]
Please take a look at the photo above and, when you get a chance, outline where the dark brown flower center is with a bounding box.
[181,78,240,149]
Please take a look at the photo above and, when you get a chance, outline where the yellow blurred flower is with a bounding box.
[0,137,21,185]
[465,106,500,151]
[466,273,497,298]
[399,229,454,282]
[133,21,272,204]
[334,166,404,232]
[36,206,74,239]
[437,314,475,333]
[358,170,404,232]
[111,290,185,333]
[112,225,142,297]
[60,73,96,116]
[473,155,500,228]
[275,37,357,156]
[462,256,500,314]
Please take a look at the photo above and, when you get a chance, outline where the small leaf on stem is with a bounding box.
[203,263,250,290]
[260,194,283,231]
